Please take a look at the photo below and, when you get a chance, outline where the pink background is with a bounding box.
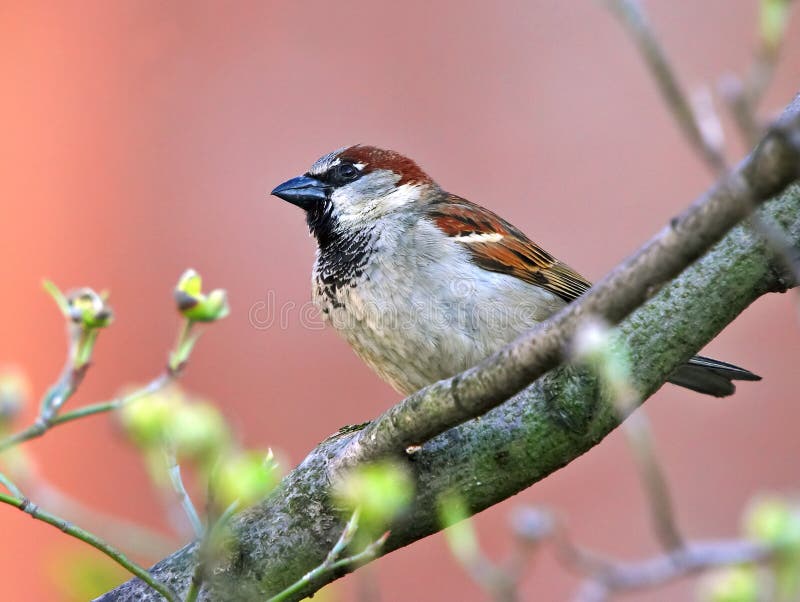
[1,2,798,600]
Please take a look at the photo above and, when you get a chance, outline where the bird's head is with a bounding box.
[271,145,437,238]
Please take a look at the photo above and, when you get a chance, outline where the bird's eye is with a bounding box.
[333,163,360,184]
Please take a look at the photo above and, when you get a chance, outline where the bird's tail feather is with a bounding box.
[667,355,761,398]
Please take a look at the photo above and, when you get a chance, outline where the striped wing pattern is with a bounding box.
[427,195,591,303]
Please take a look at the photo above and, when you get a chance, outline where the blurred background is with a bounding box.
[1,1,799,600]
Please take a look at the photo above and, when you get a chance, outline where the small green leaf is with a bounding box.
[47,550,129,602]
[699,566,760,602]
[204,289,230,321]
[0,444,33,481]
[117,389,180,448]
[437,492,479,564]
[743,495,800,598]
[170,401,230,467]
[333,461,413,538]
[572,318,636,410]
[213,451,281,510]
[176,269,203,297]
[744,496,800,549]
[0,366,28,425]
[173,270,230,322]
[760,0,792,53]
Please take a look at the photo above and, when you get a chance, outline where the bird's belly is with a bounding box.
[314,269,565,395]
[318,290,493,394]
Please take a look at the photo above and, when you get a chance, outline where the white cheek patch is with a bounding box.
[453,232,504,243]
[332,182,421,226]
[377,183,419,212]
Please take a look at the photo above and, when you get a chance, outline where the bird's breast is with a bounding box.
[312,222,567,394]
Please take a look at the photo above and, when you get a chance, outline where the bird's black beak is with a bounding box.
[271,175,329,210]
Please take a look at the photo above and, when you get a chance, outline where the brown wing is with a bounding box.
[427,195,592,303]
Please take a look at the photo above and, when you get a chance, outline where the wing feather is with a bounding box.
[427,195,592,303]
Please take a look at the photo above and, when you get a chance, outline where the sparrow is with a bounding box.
[271,145,760,397]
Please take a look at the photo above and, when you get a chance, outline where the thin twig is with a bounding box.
[0,347,93,452]
[39,361,89,423]
[267,509,389,602]
[0,371,175,453]
[55,371,175,426]
[0,481,178,601]
[29,478,177,559]
[620,411,684,552]
[183,490,240,602]
[599,361,685,553]
[0,471,23,498]
[720,75,765,150]
[327,536,390,573]
[721,0,795,148]
[509,507,772,601]
[717,2,800,284]
[571,540,772,602]
[0,314,198,453]
[449,529,518,602]
[165,449,203,538]
[182,471,217,602]
[573,318,686,553]
[606,0,728,174]
[184,555,204,602]
[443,504,521,601]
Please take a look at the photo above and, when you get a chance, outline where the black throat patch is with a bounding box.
[307,201,373,304]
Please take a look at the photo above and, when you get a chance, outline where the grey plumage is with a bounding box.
[273,145,761,399]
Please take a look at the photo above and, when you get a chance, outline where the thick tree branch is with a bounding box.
[99,96,800,601]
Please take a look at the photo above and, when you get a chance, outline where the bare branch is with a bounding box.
[720,75,766,150]
[0,476,178,602]
[165,449,204,538]
[571,540,772,602]
[509,507,771,602]
[267,509,389,602]
[721,0,795,148]
[621,411,684,551]
[606,0,728,174]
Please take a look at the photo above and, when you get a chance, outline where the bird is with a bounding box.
[271,145,760,397]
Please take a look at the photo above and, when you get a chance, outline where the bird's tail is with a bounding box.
[667,355,761,397]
